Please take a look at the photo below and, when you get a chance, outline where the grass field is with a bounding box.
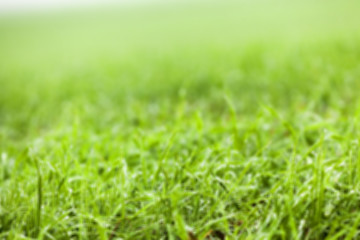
[1,1,360,239]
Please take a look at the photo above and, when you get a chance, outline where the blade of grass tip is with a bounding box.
[224,94,237,125]
[261,103,299,191]
[154,129,178,182]
[224,94,243,151]
[261,103,297,140]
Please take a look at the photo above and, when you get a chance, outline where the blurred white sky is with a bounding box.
[0,0,153,14]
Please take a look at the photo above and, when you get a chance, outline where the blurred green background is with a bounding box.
[1,0,360,138]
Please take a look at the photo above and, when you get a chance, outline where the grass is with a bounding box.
[1,1,360,239]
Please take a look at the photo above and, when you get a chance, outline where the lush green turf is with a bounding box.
[1,1,360,239]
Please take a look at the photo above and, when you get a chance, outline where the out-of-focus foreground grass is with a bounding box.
[1,1,360,239]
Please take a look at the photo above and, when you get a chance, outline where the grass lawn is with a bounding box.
[1,1,360,239]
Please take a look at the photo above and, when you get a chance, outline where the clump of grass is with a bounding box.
[1,2,360,239]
